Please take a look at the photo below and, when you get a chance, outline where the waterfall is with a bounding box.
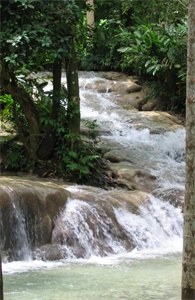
[1,187,32,261]
[76,71,184,258]
[50,190,183,260]
[114,196,182,252]
[79,72,185,191]
[1,72,185,262]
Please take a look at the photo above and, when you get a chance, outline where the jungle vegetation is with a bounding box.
[0,0,188,182]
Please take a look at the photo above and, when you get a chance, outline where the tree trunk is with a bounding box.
[86,0,95,27]
[37,58,62,159]
[1,60,41,160]
[181,0,195,299]
[0,253,3,300]
[1,58,59,161]
[51,58,62,120]
[65,38,80,148]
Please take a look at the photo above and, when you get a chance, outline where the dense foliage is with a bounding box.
[0,0,102,183]
[118,20,187,111]
[0,0,188,182]
[81,0,188,112]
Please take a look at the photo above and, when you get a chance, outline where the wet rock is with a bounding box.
[153,188,184,209]
[33,244,67,261]
[116,92,146,110]
[107,162,157,193]
[110,82,142,94]
[119,103,138,111]
[142,98,158,111]
[124,111,184,132]
[103,150,133,163]
[101,71,139,83]
[84,79,114,93]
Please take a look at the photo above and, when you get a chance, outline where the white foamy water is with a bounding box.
[2,260,63,274]
[50,193,183,262]
[114,196,183,251]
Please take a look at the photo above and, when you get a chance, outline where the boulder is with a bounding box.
[121,111,184,132]
[110,82,142,94]
[101,71,139,83]
[142,98,158,111]
[116,91,146,110]
[107,162,157,193]
[84,79,114,93]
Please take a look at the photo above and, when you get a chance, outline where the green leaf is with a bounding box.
[145,60,151,68]
[68,151,78,158]
[67,162,78,171]
[118,47,130,53]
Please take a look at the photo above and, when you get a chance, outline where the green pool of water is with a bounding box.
[3,255,181,300]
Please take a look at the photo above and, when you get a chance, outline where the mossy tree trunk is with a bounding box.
[182,0,195,299]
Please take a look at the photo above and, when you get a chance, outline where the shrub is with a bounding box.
[56,120,101,182]
[118,20,187,111]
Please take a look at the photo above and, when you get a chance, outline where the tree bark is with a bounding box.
[182,0,195,299]
[65,37,80,148]
[0,253,3,300]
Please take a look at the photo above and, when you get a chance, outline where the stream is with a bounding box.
[2,71,185,299]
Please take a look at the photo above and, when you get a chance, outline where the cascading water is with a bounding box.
[52,198,129,259]
[51,192,183,259]
[68,71,184,258]
[114,196,182,252]
[2,71,185,261]
[79,72,185,192]
[1,187,31,261]
[2,72,185,300]
[29,70,184,260]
